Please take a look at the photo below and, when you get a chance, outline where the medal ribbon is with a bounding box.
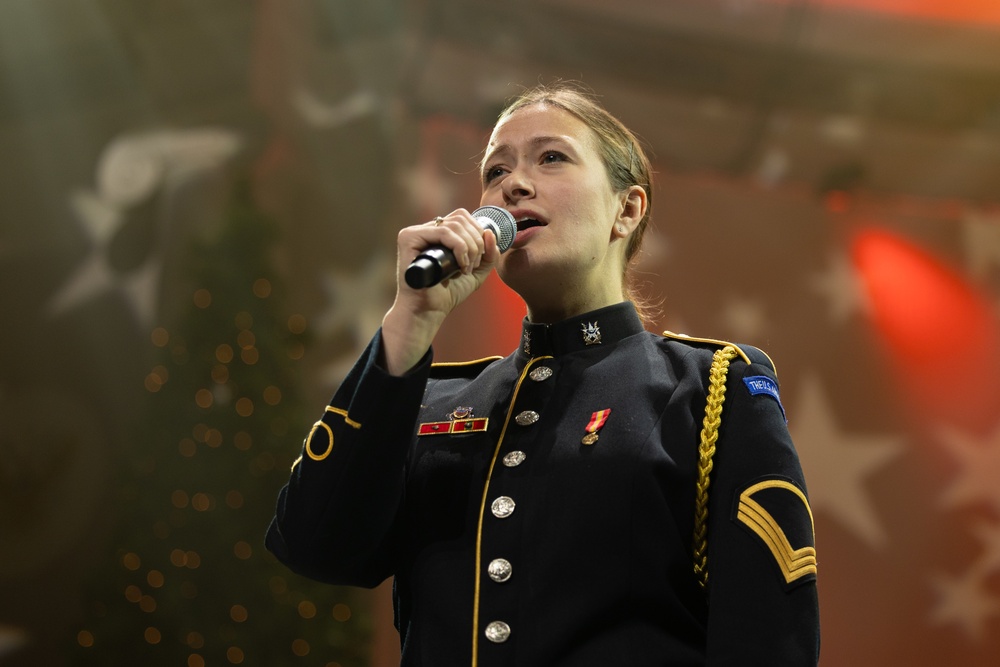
[586,409,611,433]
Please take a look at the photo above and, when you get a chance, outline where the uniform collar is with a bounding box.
[516,301,645,358]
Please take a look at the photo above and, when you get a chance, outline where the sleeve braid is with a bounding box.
[692,345,739,590]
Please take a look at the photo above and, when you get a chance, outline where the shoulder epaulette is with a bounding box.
[430,355,502,379]
[660,330,778,376]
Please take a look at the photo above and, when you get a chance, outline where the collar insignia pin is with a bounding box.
[581,321,602,346]
[522,330,532,355]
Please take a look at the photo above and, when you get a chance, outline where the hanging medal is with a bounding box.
[582,408,611,445]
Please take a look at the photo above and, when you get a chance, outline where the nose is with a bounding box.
[501,167,533,204]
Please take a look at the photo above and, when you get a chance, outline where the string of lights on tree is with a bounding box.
[70,181,373,667]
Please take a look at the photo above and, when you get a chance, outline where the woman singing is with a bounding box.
[266,83,820,666]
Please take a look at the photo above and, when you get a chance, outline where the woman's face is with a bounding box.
[479,103,626,300]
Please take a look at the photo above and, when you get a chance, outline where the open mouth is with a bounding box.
[516,218,544,231]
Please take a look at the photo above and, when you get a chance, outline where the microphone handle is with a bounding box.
[404,246,460,289]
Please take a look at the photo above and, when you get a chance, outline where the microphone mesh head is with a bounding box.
[471,205,516,252]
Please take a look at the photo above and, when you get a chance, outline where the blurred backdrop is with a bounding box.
[2,0,1000,665]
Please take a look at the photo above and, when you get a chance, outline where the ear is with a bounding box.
[612,185,648,239]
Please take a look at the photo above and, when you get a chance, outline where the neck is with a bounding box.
[522,281,626,324]
[503,249,629,324]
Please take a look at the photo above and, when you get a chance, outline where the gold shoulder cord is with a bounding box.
[692,345,739,589]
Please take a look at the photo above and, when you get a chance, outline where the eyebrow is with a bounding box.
[482,135,576,166]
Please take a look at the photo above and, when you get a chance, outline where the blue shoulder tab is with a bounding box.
[742,374,786,422]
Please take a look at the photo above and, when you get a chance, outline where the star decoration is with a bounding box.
[755,147,789,187]
[121,257,163,329]
[46,191,162,326]
[936,422,1000,515]
[788,374,903,549]
[292,88,377,128]
[809,252,871,324]
[46,247,118,318]
[720,296,767,342]
[46,189,124,318]
[397,161,459,220]
[316,253,395,385]
[820,114,866,146]
[46,129,241,327]
[960,210,1000,279]
[70,189,123,243]
[927,568,1000,642]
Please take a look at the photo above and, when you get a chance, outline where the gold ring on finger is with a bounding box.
[434,216,444,226]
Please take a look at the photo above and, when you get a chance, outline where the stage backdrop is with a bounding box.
[1,1,999,666]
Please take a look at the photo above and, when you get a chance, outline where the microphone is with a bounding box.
[404,206,516,288]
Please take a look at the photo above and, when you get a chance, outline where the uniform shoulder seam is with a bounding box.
[660,330,752,366]
[430,355,503,378]
[660,331,778,375]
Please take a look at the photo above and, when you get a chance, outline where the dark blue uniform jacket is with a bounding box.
[266,302,820,666]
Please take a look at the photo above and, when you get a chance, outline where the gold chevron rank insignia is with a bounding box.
[733,478,817,590]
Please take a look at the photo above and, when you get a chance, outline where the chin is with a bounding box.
[497,252,562,300]
[497,252,534,292]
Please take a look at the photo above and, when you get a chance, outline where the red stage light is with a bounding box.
[852,228,1000,427]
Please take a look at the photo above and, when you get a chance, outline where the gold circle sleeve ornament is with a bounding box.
[305,421,334,461]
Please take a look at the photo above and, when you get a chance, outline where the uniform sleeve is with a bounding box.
[703,350,821,666]
[264,329,430,588]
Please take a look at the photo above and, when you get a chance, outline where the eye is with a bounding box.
[541,151,567,164]
[483,164,507,184]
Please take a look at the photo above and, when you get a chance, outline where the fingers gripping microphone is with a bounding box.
[404,206,516,289]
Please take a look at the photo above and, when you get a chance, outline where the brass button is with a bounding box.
[515,410,539,426]
[503,451,526,467]
[485,621,511,643]
[488,558,512,583]
[491,496,515,519]
[529,366,553,382]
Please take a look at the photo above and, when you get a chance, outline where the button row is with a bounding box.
[481,366,552,647]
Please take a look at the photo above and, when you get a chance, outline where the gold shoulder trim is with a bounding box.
[736,480,817,585]
[430,355,503,380]
[325,406,361,429]
[661,330,752,367]
[756,347,779,376]
[431,355,504,368]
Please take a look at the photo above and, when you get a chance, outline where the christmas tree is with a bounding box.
[71,178,374,666]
